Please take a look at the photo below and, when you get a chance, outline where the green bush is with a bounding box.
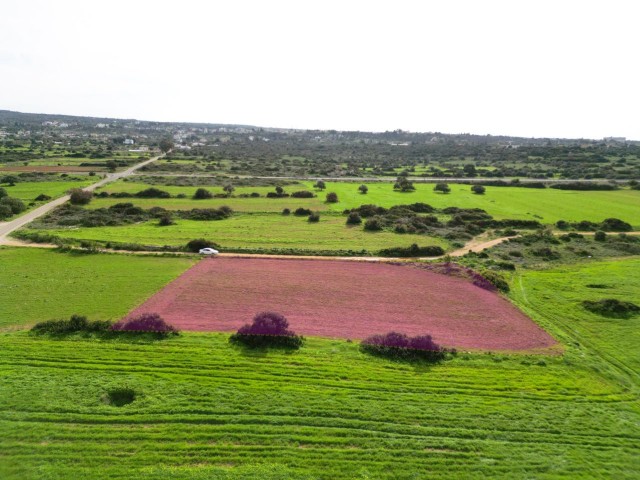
[31,315,112,335]
[185,239,219,252]
[68,188,93,205]
[378,244,445,257]
[582,298,639,318]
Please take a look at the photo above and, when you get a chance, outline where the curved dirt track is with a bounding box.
[0,153,164,244]
[128,256,559,351]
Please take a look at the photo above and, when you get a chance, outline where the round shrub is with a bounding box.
[364,218,383,231]
[294,207,312,216]
[68,188,93,205]
[346,212,362,225]
[193,188,213,199]
[325,192,339,203]
[594,230,607,241]
[282,208,291,215]
[434,183,451,194]
[308,213,320,222]
[229,312,304,349]
[111,313,179,335]
[471,185,486,194]
[0,196,26,215]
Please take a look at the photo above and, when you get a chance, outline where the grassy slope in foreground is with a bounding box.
[21,214,449,252]
[0,258,638,478]
[0,247,195,328]
[510,257,640,379]
[93,180,640,227]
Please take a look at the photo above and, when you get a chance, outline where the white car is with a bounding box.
[198,247,219,255]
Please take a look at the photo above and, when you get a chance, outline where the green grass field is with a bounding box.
[22,213,448,252]
[2,179,92,205]
[0,247,195,327]
[0,257,638,478]
[93,180,640,227]
[510,258,640,378]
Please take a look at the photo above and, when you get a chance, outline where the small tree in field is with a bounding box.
[69,188,93,205]
[308,212,320,222]
[159,138,174,153]
[471,185,486,195]
[358,184,368,194]
[346,212,362,225]
[193,188,213,199]
[223,184,235,196]
[326,192,338,203]
[434,183,451,194]
[314,180,326,191]
[158,213,175,226]
[394,177,415,192]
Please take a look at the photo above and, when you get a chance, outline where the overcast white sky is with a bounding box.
[1,0,638,139]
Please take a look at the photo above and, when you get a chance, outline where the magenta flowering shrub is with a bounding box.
[230,312,304,349]
[111,313,178,336]
[360,331,450,362]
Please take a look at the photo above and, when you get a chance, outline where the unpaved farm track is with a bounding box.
[128,257,559,351]
[0,153,164,244]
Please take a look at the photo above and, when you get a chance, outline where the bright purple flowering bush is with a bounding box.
[360,331,451,362]
[230,312,304,349]
[111,313,179,336]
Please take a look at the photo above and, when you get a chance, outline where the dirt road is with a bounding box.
[0,154,164,244]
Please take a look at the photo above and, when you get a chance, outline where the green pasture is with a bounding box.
[93,180,640,227]
[23,213,447,252]
[1,258,639,477]
[511,258,640,378]
[309,182,640,227]
[0,247,195,328]
[1,179,92,208]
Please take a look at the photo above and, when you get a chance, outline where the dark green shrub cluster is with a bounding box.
[308,213,320,222]
[290,190,315,198]
[0,196,26,219]
[550,182,618,191]
[34,203,233,228]
[68,188,93,205]
[582,298,639,318]
[557,217,632,232]
[346,212,362,225]
[294,207,312,216]
[31,315,112,335]
[135,187,171,198]
[193,188,213,199]
[394,177,415,191]
[325,192,339,202]
[181,206,233,220]
[378,244,444,257]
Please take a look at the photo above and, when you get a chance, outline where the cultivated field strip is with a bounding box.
[1,333,638,479]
